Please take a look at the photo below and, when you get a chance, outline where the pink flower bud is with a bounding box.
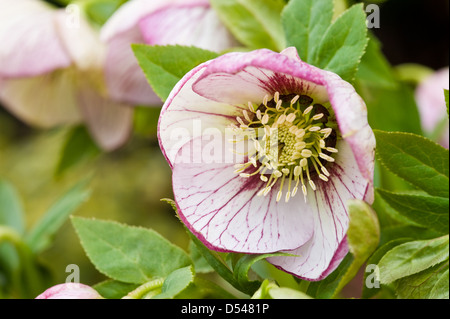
[35,283,102,299]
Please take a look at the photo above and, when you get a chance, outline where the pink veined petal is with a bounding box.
[77,85,133,151]
[139,1,237,52]
[171,136,314,253]
[0,69,81,128]
[158,60,249,168]
[36,283,102,299]
[0,0,72,78]
[103,27,162,105]
[192,49,330,106]
[267,140,368,280]
[323,71,376,202]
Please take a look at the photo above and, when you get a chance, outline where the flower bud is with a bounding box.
[35,283,103,299]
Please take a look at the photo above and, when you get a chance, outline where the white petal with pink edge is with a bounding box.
[158,60,250,167]
[324,71,376,202]
[267,140,369,280]
[171,136,314,253]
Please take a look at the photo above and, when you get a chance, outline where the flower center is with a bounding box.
[231,92,338,203]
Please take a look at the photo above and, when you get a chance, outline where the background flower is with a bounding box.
[0,0,133,151]
[415,67,449,148]
[100,0,238,105]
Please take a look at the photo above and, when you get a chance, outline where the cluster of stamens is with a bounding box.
[231,92,338,203]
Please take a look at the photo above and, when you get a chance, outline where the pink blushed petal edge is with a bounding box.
[271,236,349,282]
[192,49,330,106]
[158,59,214,168]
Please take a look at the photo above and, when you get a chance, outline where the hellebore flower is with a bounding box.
[36,283,102,299]
[158,47,375,280]
[0,0,133,151]
[100,0,237,105]
[415,67,449,149]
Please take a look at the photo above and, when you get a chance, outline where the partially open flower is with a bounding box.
[0,0,133,151]
[415,67,449,149]
[35,283,102,299]
[100,0,238,105]
[158,47,375,280]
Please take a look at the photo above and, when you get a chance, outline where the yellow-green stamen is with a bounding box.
[231,92,338,203]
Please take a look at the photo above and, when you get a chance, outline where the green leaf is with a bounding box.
[374,130,449,198]
[377,189,449,234]
[72,217,192,284]
[85,0,127,26]
[347,200,381,259]
[25,180,91,253]
[132,44,219,102]
[210,0,285,51]
[379,224,440,246]
[281,0,333,63]
[93,280,139,299]
[429,267,449,299]
[55,126,100,177]
[313,3,368,83]
[233,252,294,295]
[394,261,449,299]
[356,33,397,89]
[189,240,214,274]
[186,230,240,291]
[160,198,178,215]
[176,276,238,299]
[360,83,423,134]
[0,179,25,234]
[377,235,449,284]
[362,238,411,299]
[306,254,354,299]
[152,266,195,299]
[333,199,380,296]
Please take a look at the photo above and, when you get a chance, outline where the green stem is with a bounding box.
[123,278,165,299]
[0,226,44,298]
[0,225,22,245]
